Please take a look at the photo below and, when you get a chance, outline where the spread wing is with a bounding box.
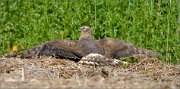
[98,38,158,59]
[8,40,83,62]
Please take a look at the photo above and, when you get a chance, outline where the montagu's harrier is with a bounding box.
[6,26,158,62]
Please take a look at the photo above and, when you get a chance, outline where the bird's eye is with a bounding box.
[82,27,86,31]
[80,26,89,32]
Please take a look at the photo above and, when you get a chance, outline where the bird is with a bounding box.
[5,26,159,62]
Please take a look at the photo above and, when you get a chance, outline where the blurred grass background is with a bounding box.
[0,0,179,64]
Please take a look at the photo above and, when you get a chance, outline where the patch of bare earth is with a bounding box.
[0,57,180,89]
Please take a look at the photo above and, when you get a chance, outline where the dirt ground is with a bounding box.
[0,57,180,89]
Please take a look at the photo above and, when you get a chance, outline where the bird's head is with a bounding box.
[79,26,92,39]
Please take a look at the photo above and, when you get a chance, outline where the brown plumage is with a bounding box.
[6,26,158,62]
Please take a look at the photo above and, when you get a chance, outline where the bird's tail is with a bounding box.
[5,45,43,59]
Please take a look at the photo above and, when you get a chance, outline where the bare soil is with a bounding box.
[0,57,180,89]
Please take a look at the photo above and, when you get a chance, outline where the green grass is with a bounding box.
[0,0,179,64]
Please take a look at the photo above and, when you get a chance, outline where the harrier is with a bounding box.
[6,26,158,62]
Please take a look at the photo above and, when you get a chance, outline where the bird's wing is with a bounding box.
[97,38,158,59]
[17,40,83,62]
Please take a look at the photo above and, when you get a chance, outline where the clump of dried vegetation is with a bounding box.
[0,57,179,89]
